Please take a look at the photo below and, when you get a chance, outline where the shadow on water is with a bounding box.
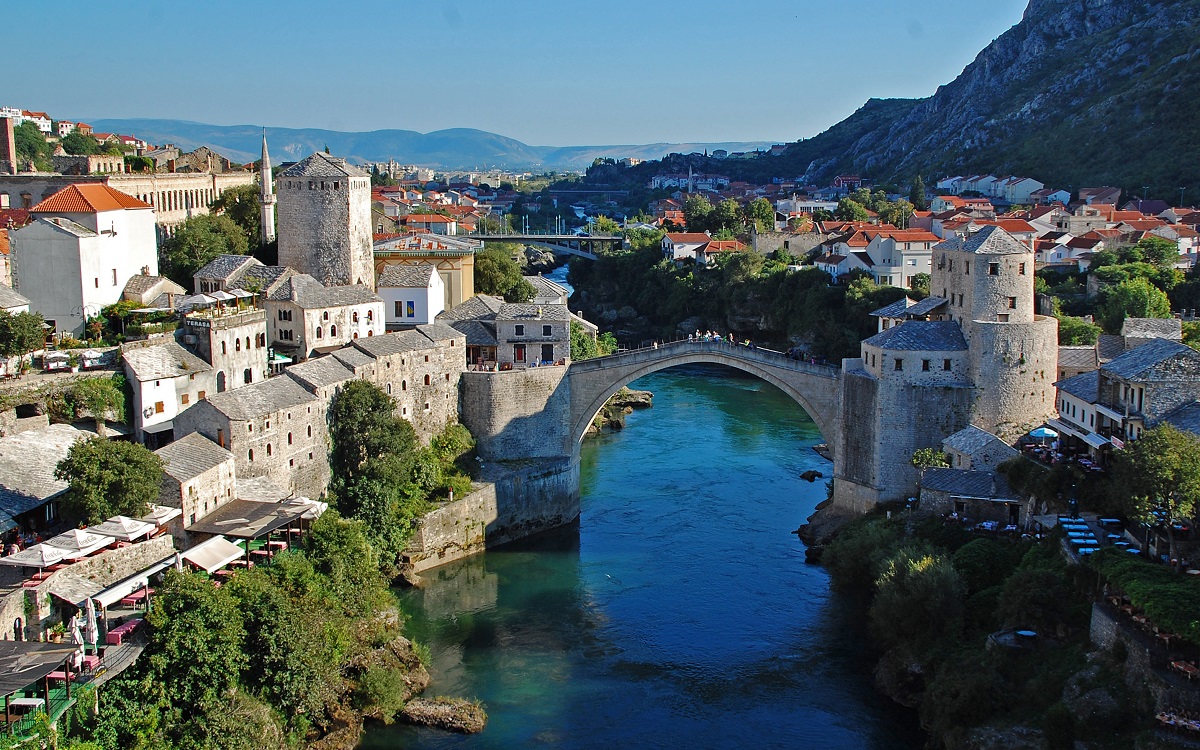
[365,366,923,750]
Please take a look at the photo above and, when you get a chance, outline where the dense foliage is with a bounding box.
[821,513,1101,744]
[210,183,267,250]
[158,214,250,287]
[0,310,45,359]
[569,231,904,359]
[54,438,164,524]
[474,245,536,302]
[1090,547,1200,646]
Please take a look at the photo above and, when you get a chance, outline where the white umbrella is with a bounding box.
[45,529,113,559]
[83,598,98,648]
[0,543,66,568]
[174,552,183,572]
[89,516,155,542]
[70,615,83,646]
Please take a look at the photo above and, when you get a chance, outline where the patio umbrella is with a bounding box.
[174,552,183,572]
[70,615,83,646]
[44,529,113,559]
[0,543,66,568]
[1030,426,1058,445]
[83,598,98,648]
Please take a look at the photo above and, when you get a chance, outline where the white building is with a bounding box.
[377,263,444,328]
[121,340,215,448]
[12,184,158,335]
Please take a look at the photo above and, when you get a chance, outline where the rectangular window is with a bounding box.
[198,391,206,399]
[514,344,526,362]
[943,359,951,371]
[217,428,224,448]
[515,324,525,336]
[407,300,415,318]
[1008,297,1017,309]
[94,278,99,288]
[112,269,118,285]
[964,261,970,275]
[988,262,1000,276]
[181,394,189,405]
[922,359,930,371]
[894,359,903,371]
[395,301,403,317]
[543,324,552,336]
[1018,263,1026,275]
[154,401,164,414]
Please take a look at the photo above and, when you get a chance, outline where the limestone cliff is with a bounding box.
[747,0,1200,193]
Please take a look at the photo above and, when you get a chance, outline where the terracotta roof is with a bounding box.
[664,233,711,243]
[32,184,151,214]
[404,214,455,223]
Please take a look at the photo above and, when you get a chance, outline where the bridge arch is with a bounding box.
[567,341,840,448]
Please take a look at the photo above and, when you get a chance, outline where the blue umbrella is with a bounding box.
[1030,426,1058,445]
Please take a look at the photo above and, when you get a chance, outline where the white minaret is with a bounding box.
[260,130,277,246]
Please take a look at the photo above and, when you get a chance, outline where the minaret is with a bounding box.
[259,130,277,246]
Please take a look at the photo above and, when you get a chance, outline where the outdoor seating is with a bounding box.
[1171,661,1200,681]
[105,617,142,646]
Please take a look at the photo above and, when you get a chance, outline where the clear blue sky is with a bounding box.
[9,0,1029,146]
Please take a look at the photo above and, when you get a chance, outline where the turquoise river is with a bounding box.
[362,365,924,749]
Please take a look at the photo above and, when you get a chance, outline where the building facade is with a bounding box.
[277,153,374,287]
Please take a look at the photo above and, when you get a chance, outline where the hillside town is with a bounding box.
[4,92,1200,748]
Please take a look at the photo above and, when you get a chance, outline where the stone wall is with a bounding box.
[1090,602,1200,714]
[751,231,823,257]
[277,174,374,287]
[403,457,580,574]
[969,316,1059,441]
[460,367,572,461]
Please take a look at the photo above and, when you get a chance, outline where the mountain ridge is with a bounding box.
[85,118,772,172]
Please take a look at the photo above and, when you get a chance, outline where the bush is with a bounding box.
[1043,702,1075,750]
[354,665,409,723]
[952,539,1014,594]
[869,546,966,652]
[821,517,906,592]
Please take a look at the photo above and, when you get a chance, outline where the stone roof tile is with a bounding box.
[202,377,318,421]
[352,330,434,358]
[436,294,504,322]
[935,225,1029,256]
[279,152,366,179]
[942,425,1017,459]
[284,356,355,390]
[377,263,436,288]
[0,285,30,309]
[121,341,212,381]
[268,274,381,308]
[863,321,967,352]
[496,303,570,322]
[1057,346,1097,371]
[155,432,233,482]
[0,424,93,516]
[921,468,1017,499]
[1101,338,1199,380]
[195,254,260,282]
[1121,317,1182,340]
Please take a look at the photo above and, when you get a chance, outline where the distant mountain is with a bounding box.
[659,0,1200,199]
[86,118,772,172]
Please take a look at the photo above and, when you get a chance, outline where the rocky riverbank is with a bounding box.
[587,387,653,434]
[402,697,488,733]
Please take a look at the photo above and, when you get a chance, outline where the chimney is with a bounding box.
[0,117,16,175]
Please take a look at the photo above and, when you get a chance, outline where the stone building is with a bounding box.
[265,273,383,361]
[832,226,1058,511]
[181,304,269,393]
[174,375,329,499]
[154,433,236,543]
[277,153,374,287]
[494,304,571,366]
[941,424,1019,471]
[373,233,479,311]
[192,254,295,297]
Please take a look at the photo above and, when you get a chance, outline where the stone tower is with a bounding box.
[259,131,276,246]
[831,225,1058,512]
[276,152,374,287]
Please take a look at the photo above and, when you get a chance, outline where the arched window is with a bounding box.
[366,310,373,321]
[245,337,250,350]
[368,330,373,336]
[243,368,252,384]
[424,374,431,385]
[323,311,329,321]
[316,327,323,339]
[386,383,392,395]
[266,444,272,456]
[217,371,226,392]
[401,380,407,391]
[248,449,254,462]
[221,341,227,355]
[287,432,293,445]
[330,325,337,337]
[352,311,359,323]
[235,338,241,352]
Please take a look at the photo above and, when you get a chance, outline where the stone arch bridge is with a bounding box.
[567,340,840,448]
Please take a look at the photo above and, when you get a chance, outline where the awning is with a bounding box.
[0,641,76,696]
[1081,432,1110,450]
[209,290,236,302]
[89,515,156,542]
[0,543,65,568]
[230,289,254,298]
[92,555,175,608]
[1046,418,1085,440]
[0,510,16,535]
[181,536,244,573]
[48,574,103,607]
[187,499,310,539]
[142,420,175,435]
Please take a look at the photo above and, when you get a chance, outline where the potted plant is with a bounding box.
[48,622,66,643]
[67,352,81,373]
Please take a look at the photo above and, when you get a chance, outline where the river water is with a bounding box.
[362,365,923,749]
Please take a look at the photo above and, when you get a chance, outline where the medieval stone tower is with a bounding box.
[259,131,276,246]
[832,225,1058,512]
[276,152,374,287]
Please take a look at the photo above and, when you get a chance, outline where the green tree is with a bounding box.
[910,272,931,298]
[869,547,966,652]
[0,310,45,362]
[474,245,535,302]
[303,513,388,616]
[570,320,599,360]
[13,121,51,171]
[159,213,250,287]
[61,131,102,156]
[591,215,620,234]
[909,175,929,210]
[1099,276,1172,332]
[683,194,714,232]
[144,570,246,710]
[713,198,743,232]
[878,199,914,228]
[1056,314,1102,345]
[210,183,264,248]
[329,380,417,495]
[1113,423,1200,566]
[54,438,164,524]
[811,208,835,223]
[1131,236,1179,267]
[70,376,125,437]
[835,198,870,222]
[746,197,775,232]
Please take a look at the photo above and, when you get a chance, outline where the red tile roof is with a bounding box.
[403,214,455,223]
[665,233,711,243]
[32,184,151,214]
